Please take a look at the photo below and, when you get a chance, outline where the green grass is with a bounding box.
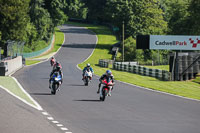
[73,22,200,100]
[192,74,200,84]
[144,65,169,71]
[0,76,36,106]
[26,60,40,66]
[52,27,64,52]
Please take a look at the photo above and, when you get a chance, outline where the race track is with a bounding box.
[14,24,200,133]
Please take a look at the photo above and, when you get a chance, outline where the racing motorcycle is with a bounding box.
[100,78,114,101]
[50,72,62,95]
[83,70,93,86]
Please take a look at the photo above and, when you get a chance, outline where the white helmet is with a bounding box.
[87,63,90,67]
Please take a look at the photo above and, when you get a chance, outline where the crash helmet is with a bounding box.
[87,63,90,67]
[106,70,112,76]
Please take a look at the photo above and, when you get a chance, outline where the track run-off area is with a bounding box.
[10,24,200,133]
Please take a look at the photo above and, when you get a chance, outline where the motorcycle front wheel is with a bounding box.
[100,88,106,101]
[51,83,58,95]
[84,77,89,86]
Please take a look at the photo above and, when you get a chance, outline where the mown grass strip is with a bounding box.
[72,22,200,100]
[144,65,169,71]
[26,60,40,66]
[0,76,35,106]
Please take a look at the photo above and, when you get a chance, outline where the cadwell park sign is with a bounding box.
[136,35,200,50]
[136,35,200,81]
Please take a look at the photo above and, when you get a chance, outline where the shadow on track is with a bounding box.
[73,99,101,102]
[68,84,85,86]
[62,43,95,49]
[30,92,52,95]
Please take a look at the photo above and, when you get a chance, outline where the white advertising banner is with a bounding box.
[150,35,200,50]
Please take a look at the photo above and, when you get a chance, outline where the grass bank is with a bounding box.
[72,22,200,100]
[0,76,35,106]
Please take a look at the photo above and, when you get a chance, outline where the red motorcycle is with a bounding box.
[100,79,114,101]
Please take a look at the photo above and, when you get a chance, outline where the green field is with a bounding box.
[70,22,200,100]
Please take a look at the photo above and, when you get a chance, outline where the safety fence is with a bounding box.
[113,62,171,81]
[23,35,54,58]
[99,59,114,68]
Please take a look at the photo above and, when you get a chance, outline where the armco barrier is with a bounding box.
[99,59,114,68]
[113,62,171,81]
[23,35,54,58]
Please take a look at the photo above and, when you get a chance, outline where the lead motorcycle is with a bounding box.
[83,70,93,86]
[50,72,62,95]
[100,78,114,101]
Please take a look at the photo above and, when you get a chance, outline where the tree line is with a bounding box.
[0,0,199,63]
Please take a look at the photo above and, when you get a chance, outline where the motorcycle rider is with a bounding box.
[49,64,63,89]
[82,63,94,80]
[50,56,56,66]
[53,61,62,70]
[97,70,115,96]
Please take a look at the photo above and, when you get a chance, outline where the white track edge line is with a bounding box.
[0,85,42,110]
[117,80,200,102]
[12,77,43,110]
[76,28,98,70]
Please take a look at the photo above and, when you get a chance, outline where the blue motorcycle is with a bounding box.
[50,72,62,95]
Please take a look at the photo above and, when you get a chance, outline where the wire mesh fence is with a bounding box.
[0,40,25,61]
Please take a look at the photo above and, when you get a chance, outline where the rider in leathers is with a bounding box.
[82,63,94,80]
[97,70,114,96]
[49,64,63,89]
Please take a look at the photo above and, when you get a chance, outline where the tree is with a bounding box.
[0,0,30,56]
[163,0,189,35]
[105,0,167,38]
[66,0,88,19]
[186,0,200,35]
[44,0,68,27]
[0,0,30,41]
[83,0,107,22]
[29,0,53,42]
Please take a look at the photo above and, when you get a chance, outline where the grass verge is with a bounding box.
[143,65,169,71]
[73,22,200,100]
[0,76,35,106]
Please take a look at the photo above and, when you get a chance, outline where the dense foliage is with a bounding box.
[0,0,199,62]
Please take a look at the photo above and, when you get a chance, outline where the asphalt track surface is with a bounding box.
[0,89,60,133]
[14,25,200,133]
